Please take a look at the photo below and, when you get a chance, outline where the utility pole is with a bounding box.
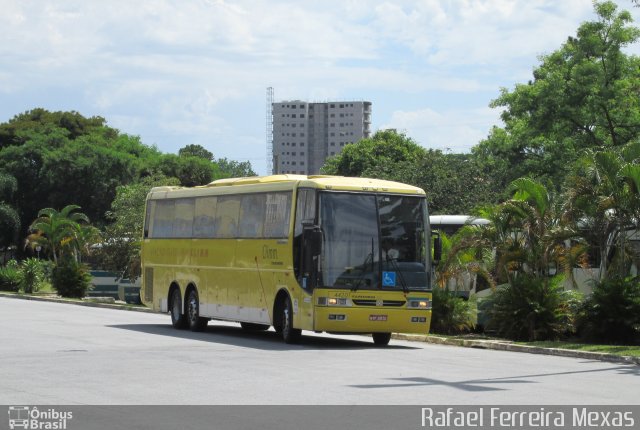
[266,87,274,174]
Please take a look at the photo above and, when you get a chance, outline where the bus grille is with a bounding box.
[144,267,153,303]
[352,299,406,307]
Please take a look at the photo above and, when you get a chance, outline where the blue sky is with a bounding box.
[2,0,639,175]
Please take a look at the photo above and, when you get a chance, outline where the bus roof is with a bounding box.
[429,215,490,225]
[148,175,426,198]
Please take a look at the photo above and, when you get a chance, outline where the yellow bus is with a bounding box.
[140,175,438,345]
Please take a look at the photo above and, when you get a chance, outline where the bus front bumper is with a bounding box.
[313,306,431,334]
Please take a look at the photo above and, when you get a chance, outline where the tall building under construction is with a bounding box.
[271,101,372,175]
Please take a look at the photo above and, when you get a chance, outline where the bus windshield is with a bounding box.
[319,192,429,291]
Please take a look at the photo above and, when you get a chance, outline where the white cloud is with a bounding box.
[382,106,503,153]
[370,0,594,66]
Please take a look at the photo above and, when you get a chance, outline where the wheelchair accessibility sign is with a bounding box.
[382,271,396,287]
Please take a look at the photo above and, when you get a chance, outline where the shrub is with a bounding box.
[0,260,20,292]
[18,258,44,293]
[578,277,640,344]
[430,287,477,335]
[485,275,578,341]
[52,259,92,298]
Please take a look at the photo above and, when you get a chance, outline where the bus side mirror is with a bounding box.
[303,226,322,257]
[433,233,442,263]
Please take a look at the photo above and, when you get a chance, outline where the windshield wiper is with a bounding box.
[386,254,409,294]
[352,238,375,292]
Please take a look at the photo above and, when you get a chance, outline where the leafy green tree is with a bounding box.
[0,108,111,149]
[40,137,139,226]
[322,129,425,177]
[216,158,256,178]
[153,154,217,187]
[474,1,640,191]
[0,172,20,251]
[0,112,147,234]
[322,130,498,213]
[178,144,214,161]
[27,205,91,264]
[400,151,501,214]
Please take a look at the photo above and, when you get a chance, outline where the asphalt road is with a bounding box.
[1,297,639,405]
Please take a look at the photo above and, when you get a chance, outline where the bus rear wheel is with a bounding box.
[281,296,301,344]
[170,288,187,329]
[187,289,208,332]
[372,333,391,346]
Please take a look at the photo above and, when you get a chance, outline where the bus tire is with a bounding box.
[281,296,301,344]
[372,332,391,346]
[170,288,188,329]
[187,289,208,332]
[240,322,270,331]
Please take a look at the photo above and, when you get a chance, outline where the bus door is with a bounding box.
[293,188,318,330]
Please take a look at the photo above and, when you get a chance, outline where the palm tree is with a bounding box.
[507,178,588,287]
[75,224,102,263]
[27,205,90,264]
[564,141,640,280]
[451,178,585,289]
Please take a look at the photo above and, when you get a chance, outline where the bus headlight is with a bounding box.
[319,297,349,306]
[408,299,431,309]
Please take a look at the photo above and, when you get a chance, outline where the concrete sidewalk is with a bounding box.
[394,333,640,366]
[2,291,638,366]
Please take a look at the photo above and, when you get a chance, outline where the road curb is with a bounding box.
[0,292,155,314]
[2,292,638,365]
[393,333,640,366]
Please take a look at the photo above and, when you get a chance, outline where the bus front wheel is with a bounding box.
[187,289,208,332]
[281,296,301,344]
[170,288,188,329]
[372,333,391,346]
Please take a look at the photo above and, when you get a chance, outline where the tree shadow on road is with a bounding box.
[350,364,640,393]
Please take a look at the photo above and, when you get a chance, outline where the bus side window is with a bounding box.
[173,198,195,238]
[153,200,175,238]
[214,196,241,238]
[194,196,217,238]
[239,194,266,238]
[264,192,292,238]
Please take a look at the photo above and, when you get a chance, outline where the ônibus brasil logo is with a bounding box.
[7,406,73,430]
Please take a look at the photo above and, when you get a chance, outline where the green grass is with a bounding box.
[34,281,55,294]
[428,333,640,358]
[517,341,640,358]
